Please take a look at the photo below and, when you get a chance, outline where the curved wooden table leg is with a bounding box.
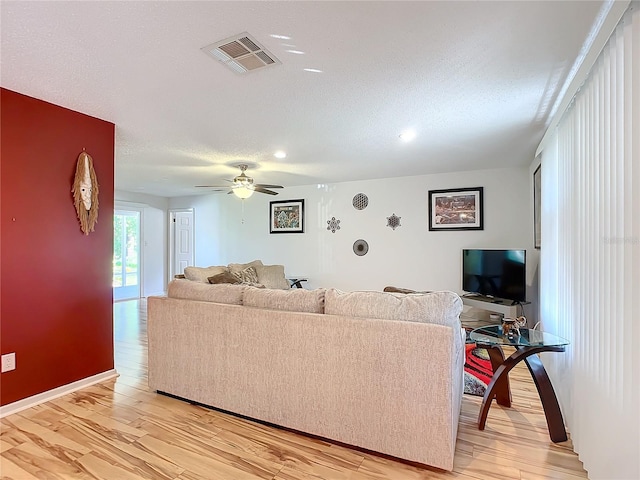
[478,345,566,444]
[478,356,520,430]
[485,346,511,407]
[524,352,568,443]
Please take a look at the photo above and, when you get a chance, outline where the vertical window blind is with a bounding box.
[540,4,639,479]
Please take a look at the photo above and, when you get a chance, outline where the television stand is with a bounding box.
[461,295,529,318]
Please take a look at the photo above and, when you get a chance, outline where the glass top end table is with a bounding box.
[470,325,569,348]
[469,325,570,443]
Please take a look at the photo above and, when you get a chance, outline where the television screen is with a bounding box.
[462,249,526,302]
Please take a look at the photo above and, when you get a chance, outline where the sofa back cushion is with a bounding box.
[167,279,244,305]
[228,259,263,274]
[184,266,228,283]
[243,287,325,314]
[324,289,462,328]
[254,264,290,290]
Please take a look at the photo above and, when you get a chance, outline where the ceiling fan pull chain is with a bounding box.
[241,198,245,224]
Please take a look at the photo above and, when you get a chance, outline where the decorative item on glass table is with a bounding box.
[501,316,527,338]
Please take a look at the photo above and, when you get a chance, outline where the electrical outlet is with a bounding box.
[1,353,16,373]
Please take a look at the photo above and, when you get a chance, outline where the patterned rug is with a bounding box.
[464,344,493,397]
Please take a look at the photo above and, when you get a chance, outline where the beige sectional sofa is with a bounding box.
[148,280,465,471]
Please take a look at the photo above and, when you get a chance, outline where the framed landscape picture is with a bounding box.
[270,199,305,234]
[428,187,484,231]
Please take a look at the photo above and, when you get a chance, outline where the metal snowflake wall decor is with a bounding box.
[352,193,369,210]
[386,213,401,230]
[327,216,341,233]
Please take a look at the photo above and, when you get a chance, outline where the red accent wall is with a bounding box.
[0,88,115,406]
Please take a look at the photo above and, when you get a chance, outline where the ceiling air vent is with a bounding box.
[201,32,281,74]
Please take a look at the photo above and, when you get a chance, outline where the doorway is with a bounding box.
[113,209,141,301]
[169,209,195,280]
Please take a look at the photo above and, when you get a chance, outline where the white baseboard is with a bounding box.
[0,369,118,418]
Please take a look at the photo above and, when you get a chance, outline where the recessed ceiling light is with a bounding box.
[303,68,322,73]
[274,150,287,159]
[286,50,305,55]
[270,34,291,40]
[399,130,417,142]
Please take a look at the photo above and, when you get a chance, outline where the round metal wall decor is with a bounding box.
[352,193,369,210]
[353,239,369,256]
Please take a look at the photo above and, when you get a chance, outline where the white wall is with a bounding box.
[169,166,537,313]
[115,191,169,296]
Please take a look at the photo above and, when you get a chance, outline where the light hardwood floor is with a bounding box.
[1,299,588,479]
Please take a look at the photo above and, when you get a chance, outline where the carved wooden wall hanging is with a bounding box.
[72,150,99,235]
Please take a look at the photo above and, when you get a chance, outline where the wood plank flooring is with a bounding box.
[1,299,589,479]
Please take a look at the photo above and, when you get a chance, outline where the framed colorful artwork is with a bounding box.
[270,199,304,234]
[428,187,484,231]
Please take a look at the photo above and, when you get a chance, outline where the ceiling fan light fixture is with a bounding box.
[274,150,287,159]
[233,186,255,199]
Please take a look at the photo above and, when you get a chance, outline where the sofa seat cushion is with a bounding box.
[184,265,228,283]
[324,289,462,328]
[254,264,290,290]
[167,279,244,305]
[243,286,325,313]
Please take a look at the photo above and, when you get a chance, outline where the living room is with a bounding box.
[1,2,638,479]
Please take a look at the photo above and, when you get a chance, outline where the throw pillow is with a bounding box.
[208,271,240,285]
[383,286,430,294]
[254,264,290,290]
[228,260,263,274]
[231,266,259,284]
[184,266,228,283]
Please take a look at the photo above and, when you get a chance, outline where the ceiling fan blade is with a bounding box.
[254,187,279,195]
[195,185,227,188]
[254,184,283,189]
[227,190,234,195]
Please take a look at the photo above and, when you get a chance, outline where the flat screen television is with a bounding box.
[462,249,526,302]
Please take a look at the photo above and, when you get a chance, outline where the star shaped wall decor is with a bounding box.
[387,213,401,230]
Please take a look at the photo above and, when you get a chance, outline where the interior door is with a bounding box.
[113,209,141,301]
[170,209,194,278]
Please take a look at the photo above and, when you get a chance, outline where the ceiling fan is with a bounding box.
[195,164,283,198]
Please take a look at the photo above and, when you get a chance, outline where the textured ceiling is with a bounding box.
[1,1,605,197]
